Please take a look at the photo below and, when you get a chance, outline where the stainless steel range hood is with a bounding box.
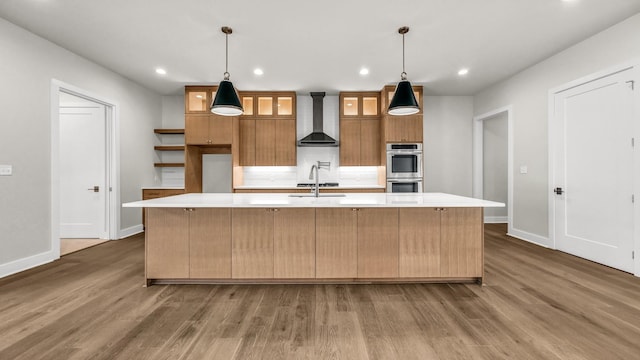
[297,92,339,147]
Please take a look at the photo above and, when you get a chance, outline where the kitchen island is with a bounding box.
[124,193,503,286]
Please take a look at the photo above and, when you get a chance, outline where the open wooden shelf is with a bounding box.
[154,128,185,134]
[154,163,185,168]
[154,145,185,151]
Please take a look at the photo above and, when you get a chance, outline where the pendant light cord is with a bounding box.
[224,32,230,80]
[398,27,408,81]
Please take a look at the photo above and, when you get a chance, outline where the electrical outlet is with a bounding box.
[520,166,528,174]
[0,165,12,176]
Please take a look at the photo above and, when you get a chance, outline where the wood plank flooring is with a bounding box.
[1,224,639,359]
[60,238,109,256]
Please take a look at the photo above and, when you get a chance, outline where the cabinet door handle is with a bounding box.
[273,208,279,212]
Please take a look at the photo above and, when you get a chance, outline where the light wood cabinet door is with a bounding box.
[360,119,381,165]
[239,119,255,166]
[255,119,276,165]
[185,86,213,114]
[275,119,296,166]
[316,208,358,278]
[339,91,382,166]
[339,118,361,166]
[209,115,233,144]
[185,115,210,145]
[146,208,189,279]
[189,208,231,279]
[274,208,315,278]
[440,208,483,277]
[385,115,423,143]
[232,208,274,278]
[399,208,441,277]
[357,208,399,278]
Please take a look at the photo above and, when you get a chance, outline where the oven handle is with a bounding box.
[387,179,423,183]
[388,150,423,155]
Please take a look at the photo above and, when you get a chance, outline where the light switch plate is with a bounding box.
[0,165,12,176]
[520,166,528,174]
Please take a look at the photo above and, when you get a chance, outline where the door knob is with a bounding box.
[553,187,563,195]
[87,186,99,192]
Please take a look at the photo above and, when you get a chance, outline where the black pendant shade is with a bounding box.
[210,26,243,116]
[388,80,420,115]
[388,26,420,116]
[211,79,243,116]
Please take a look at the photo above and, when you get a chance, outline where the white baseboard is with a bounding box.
[507,227,550,248]
[484,216,508,223]
[0,250,57,279]
[119,224,143,239]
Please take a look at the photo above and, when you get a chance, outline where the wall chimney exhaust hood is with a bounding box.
[297,92,339,147]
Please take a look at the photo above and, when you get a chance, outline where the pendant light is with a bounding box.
[210,26,243,116]
[388,26,420,116]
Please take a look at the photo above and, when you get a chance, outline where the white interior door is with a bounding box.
[553,69,635,273]
[59,104,107,239]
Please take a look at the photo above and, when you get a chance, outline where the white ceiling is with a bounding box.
[1,0,639,96]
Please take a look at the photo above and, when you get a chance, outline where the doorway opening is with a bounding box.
[51,80,119,258]
[473,106,513,234]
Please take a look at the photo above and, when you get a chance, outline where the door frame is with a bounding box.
[51,79,120,258]
[548,61,640,277]
[472,105,513,233]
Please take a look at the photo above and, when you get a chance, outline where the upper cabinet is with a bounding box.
[240,92,296,119]
[380,85,424,143]
[339,92,381,166]
[238,91,297,166]
[185,86,218,114]
[185,115,233,145]
[340,92,380,117]
[184,86,234,145]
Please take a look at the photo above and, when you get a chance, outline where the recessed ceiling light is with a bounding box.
[254,68,264,75]
[359,68,369,75]
[458,68,469,76]
[155,68,167,75]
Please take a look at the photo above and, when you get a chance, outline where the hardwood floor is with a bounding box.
[1,224,639,359]
[60,238,109,256]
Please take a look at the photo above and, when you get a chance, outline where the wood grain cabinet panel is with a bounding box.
[185,115,211,145]
[239,119,255,165]
[273,208,315,278]
[185,115,233,145]
[189,208,231,279]
[399,208,441,277]
[357,208,399,278]
[316,208,358,278]
[255,119,276,165]
[238,91,297,166]
[359,119,381,165]
[275,119,296,166]
[440,208,483,277]
[339,92,382,166]
[384,115,423,143]
[232,208,274,278]
[145,208,189,279]
[339,118,361,166]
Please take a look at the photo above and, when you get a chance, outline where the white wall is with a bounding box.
[0,17,161,276]
[423,96,474,196]
[483,113,508,219]
[474,13,640,244]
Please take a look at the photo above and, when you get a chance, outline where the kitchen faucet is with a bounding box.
[308,161,331,197]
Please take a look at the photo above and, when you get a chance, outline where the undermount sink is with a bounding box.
[288,194,346,198]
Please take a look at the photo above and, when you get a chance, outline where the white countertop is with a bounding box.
[123,192,504,208]
[234,185,385,190]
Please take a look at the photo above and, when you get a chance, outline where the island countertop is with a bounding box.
[123,192,504,209]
